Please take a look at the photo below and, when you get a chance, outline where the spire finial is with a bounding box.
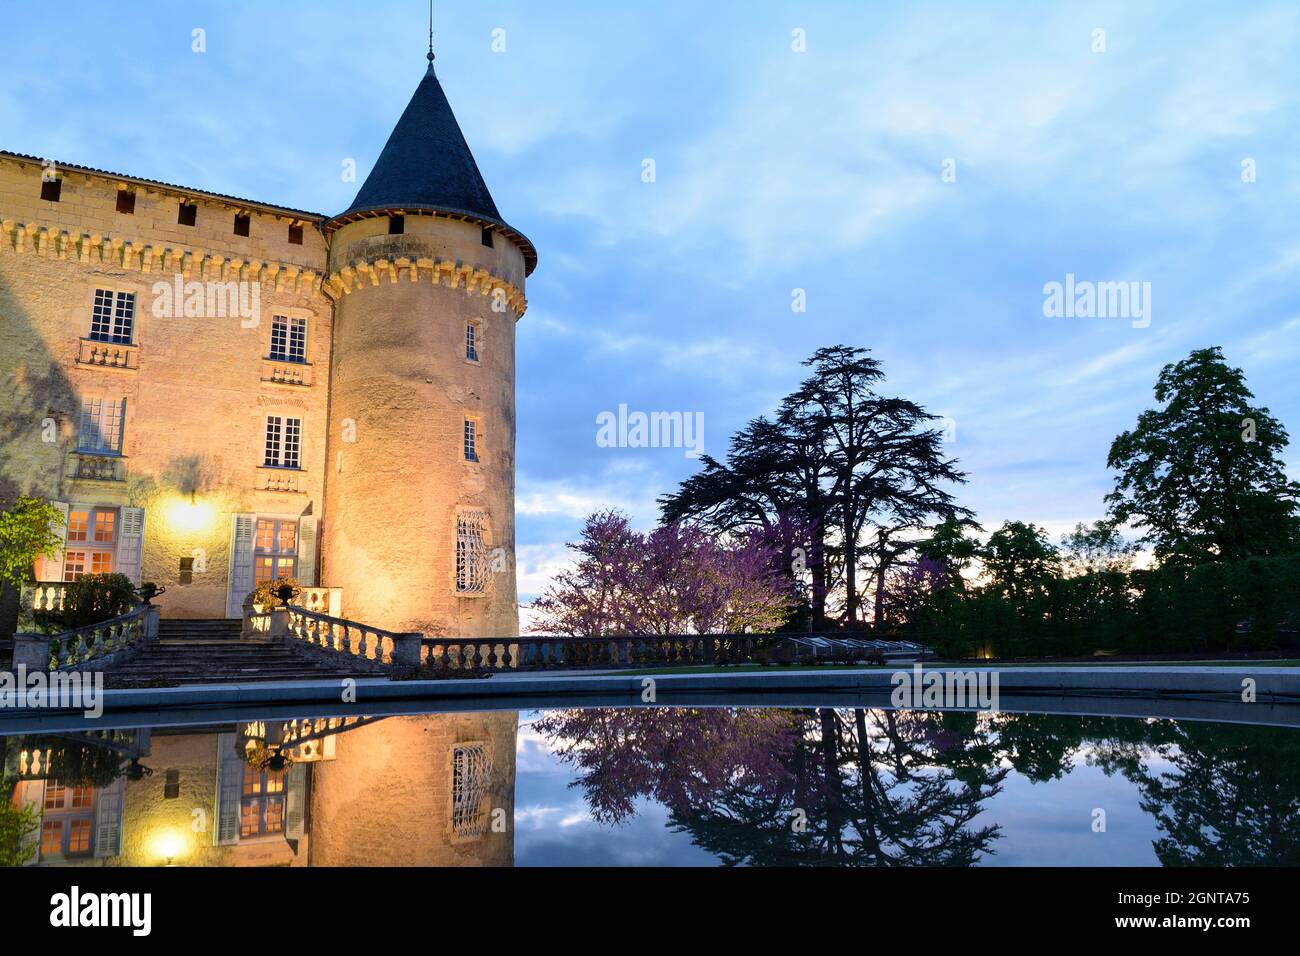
[426,0,435,69]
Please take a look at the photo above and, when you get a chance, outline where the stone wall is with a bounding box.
[308,712,517,866]
[0,155,332,619]
[322,214,524,638]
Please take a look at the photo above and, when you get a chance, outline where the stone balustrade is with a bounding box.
[76,336,139,370]
[420,634,766,671]
[22,581,67,615]
[69,451,125,482]
[277,605,420,675]
[260,357,314,387]
[11,603,159,672]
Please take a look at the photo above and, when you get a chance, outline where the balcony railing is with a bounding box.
[68,451,125,482]
[260,357,314,387]
[76,337,139,371]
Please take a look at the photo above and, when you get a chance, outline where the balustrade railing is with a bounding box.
[420,634,769,672]
[282,605,405,672]
[21,581,67,616]
[18,604,154,671]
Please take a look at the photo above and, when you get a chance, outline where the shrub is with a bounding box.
[33,572,136,632]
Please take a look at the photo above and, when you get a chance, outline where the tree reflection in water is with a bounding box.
[533,707,1008,866]
[535,708,1300,867]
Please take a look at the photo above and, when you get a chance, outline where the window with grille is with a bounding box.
[77,398,126,453]
[455,511,489,593]
[263,416,302,469]
[463,418,479,462]
[254,517,297,583]
[451,744,491,837]
[466,321,479,362]
[269,315,307,363]
[89,289,135,343]
[240,765,285,837]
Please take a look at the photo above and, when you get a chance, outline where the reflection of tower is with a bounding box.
[308,712,517,866]
[321,54,535,638]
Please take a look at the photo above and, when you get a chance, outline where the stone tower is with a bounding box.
[321,56,535,638]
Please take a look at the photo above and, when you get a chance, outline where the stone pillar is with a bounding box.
[11,633,51,671]
[390,632,423,677]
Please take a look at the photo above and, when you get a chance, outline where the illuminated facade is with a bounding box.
[0,57,533,638]
[5,712,517,867]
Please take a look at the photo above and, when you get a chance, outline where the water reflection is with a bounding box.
[3,708,1298,866]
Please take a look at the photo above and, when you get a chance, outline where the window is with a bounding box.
[263,416,302,469]
[480,226,494,248]
[89,288,135,344]
[240,765,285,837]
[253,517,297,583]
[116,190,136,214]
[178,202,197,226]
[63,506,117,581]
[288,223,303,245]
[463,418,479,462]
[164,770,180,799]
[40,780,95,859]
[269,315,307,363]
[455,511,489,593]
[41,178,62,202]
[388,215,404,235]
[77,398,126,454]
[451,744,490,837]
[234,212,251,236]
[466,321,479,362]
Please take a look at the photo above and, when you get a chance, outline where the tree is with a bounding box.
[916,517,983,590]
[1106,347,1300,565]
[982,521,1061,601]
[526,510,791,636]
[1059,520,1138,577]
[0,798,39,867]
[663,346,970,627]
[0,495,63,593]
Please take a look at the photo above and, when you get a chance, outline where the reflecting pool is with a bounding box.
[4,707,1299,866]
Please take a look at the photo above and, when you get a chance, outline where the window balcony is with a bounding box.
[256,466,304,493]
[67,451,126,482]
[261,357,314,387]
[76,337,138,371]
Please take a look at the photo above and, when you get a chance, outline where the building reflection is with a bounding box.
[3,712,518,867]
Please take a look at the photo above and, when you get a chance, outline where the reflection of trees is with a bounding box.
[534,707,1006,866]
[990,713,1300,866]
[1129,723,1300,866]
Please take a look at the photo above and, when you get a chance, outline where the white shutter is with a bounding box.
[284,762,308,840]
[93,777,125,858]
[215,732,244,846]
[117,506,145,585]
[226,513,256,619]
[36,500,69,581]
[297,516,318,586]
[15,780,45,866]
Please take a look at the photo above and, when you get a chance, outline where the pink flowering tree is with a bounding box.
[526,509,791,636]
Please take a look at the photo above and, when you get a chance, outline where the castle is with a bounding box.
[0,52,534,639]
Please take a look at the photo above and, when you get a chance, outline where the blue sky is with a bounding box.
[5,1,1298,603]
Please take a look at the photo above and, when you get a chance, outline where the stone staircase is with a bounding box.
[111,618,370,685]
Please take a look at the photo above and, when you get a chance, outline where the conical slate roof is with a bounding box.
[328,63,536,274]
